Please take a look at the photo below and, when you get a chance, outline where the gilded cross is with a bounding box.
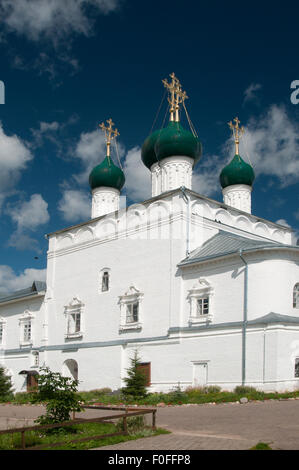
[228,117,245,155]
[99,118,120,157]
[162,73,188,122]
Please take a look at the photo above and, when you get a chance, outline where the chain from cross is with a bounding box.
[99,118,120,157]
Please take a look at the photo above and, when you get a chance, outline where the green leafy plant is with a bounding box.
[234,385,258,395]
[0,366,14,402]
[250,442,272,450]
[122,350,148,399]
[32,367,83,427]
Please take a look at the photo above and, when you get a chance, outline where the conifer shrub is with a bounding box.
[0,366,14,402]
[122,350,148,399]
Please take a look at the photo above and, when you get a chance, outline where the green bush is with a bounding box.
[116,415,146,434]
[0,366,14,402]
[234,385,258,395]
[32,367,83,427]
[13,392,36,404]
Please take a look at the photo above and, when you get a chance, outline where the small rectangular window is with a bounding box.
[197,297,209,316]
[126,302,139,323]
[68,310,81,334]
[0,324,3,344]
[295,359,299,378]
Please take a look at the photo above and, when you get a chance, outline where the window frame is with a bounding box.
[19,311,34,347]
[295,358,299,378]
[188,278,214,325]
[64,297,84,339]
[119,286,143,332]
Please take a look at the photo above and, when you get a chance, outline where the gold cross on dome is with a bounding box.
[228,117,245,155]
[99,118,120,157]
[162,73,188,122]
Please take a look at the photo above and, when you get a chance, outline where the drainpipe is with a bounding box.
[239,249,248,386]
[180,186,190,257]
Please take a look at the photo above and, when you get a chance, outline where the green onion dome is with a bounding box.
[141,129,162,170]
[141,122,202,170]
[154,121,202,165]
[89,156,125,191]
[220,154,255,189]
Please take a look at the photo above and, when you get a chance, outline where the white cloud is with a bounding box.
[238,105,299,186]
[0,265,46,295]
[9,194,50,231]
[123,146,151,202]
[6,194,50,252]
[30,120,60,147]
[58,189,91,222]
[243,83,262,105]
[0,0,120,46]
[0,122,33,209]
[275,219,291,228]
[73,129,107,184]
[193,154,223,198]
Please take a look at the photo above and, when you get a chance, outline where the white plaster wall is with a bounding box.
[247,255,299,319]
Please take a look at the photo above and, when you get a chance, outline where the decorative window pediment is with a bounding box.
[64,297,84,339]
[188,278,214,325]
[119,286,143,332]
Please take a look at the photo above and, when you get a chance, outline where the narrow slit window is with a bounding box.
[102,272,109,292]
[293,284,299,308]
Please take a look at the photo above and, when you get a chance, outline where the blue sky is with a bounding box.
[0,0,298,293]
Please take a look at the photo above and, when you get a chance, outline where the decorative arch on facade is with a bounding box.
[74,226,94,243]
[57,234,74,250]
[214,208,233,226]
[62,359,78,381]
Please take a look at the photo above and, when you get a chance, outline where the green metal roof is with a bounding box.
[89,155,125,191]
[141,122,202,170]
[220,154,255,189]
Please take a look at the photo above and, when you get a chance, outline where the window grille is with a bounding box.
[23,321,32,342]
[197,297,209,316]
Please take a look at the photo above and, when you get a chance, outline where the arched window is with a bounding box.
[293,284,299,308]
[102,271,109,292]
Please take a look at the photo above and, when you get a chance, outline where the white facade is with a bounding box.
[91,186,120,218]
[1,185,299,394]
[222,184,252,214]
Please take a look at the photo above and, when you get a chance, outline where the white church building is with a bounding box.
[1,74,299,394]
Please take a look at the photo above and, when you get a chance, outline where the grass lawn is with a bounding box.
[0,421,169,450]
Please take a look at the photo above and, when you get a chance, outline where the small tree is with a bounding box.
[122,350,148,399]
[0,366,14,402]
[32,367,83,425]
